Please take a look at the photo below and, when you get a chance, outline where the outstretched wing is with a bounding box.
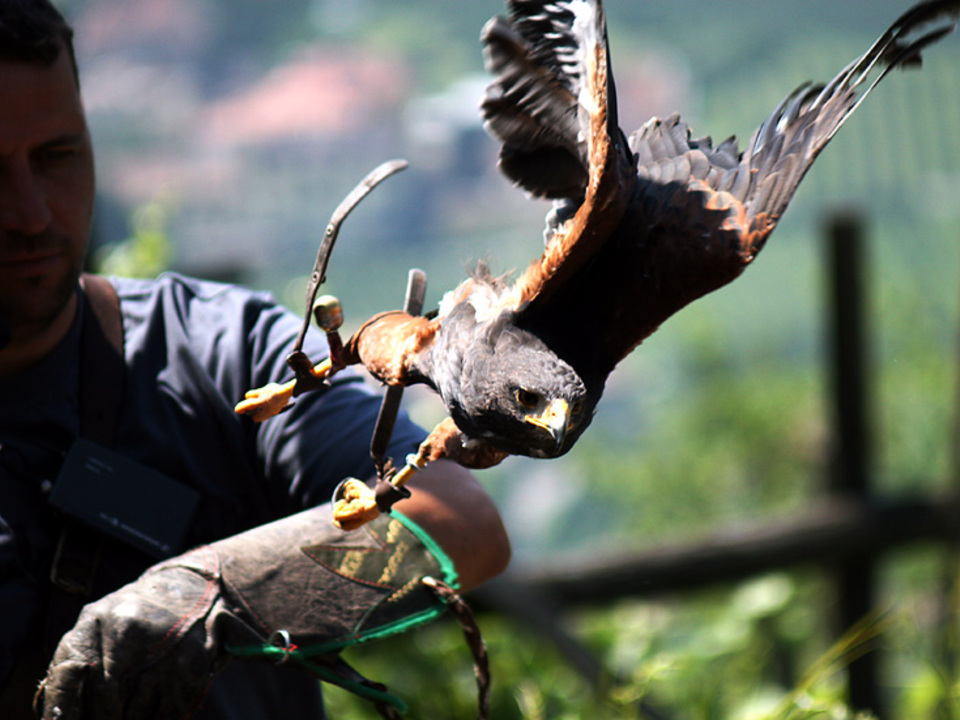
[481,0,636,313]
[510,0,959,388]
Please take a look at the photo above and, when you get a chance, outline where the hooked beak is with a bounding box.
[524,398,571,452]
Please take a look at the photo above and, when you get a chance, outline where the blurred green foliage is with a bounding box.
[93,198,175,279]
[320,556,960,718]
[324,573,897,719]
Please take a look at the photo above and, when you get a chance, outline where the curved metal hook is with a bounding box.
[291,159,410,356]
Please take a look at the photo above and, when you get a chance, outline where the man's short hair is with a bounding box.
[0,0,79,86]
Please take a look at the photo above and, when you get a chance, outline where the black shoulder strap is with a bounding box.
[78,274,125,446]
[47,275,126,608]
[0,276,130,708]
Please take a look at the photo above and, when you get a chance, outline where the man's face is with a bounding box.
[0,49,94,337]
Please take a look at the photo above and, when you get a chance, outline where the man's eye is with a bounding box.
[38,147,76,163]
[33,144,81,169]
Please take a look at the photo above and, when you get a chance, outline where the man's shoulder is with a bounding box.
[110,273,284,334]
[106,272,301,381]
[111,272,273,308]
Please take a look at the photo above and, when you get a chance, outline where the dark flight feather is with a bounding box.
[240,0,958,477]
[365,0,958,467]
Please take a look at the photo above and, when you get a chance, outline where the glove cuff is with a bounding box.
[222,508,460,716]
[221,507,458,658]
[302,508,459,652]
[363,508,458,639]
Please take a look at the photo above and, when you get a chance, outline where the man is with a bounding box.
[0,1,510,717]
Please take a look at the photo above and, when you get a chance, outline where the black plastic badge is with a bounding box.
[50,439,200,558]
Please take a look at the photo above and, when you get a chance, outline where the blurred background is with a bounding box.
[59,0,960,717]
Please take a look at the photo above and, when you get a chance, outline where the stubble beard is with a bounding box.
[0,232,85,341]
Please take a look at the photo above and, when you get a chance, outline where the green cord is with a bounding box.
[226,645,407,712]
[227,509,458,711]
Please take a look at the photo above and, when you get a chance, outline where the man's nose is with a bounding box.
[0,162,53,237]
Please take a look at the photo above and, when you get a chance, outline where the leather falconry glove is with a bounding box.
[35,505,457,719]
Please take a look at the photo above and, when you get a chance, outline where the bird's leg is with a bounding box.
[331,418,509,531]
[388,453,428,490]
[233,358,333,422]
[331,433,437,532]
[331,419,461,532]
[234,296,348,422]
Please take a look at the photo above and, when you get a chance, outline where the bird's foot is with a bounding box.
[331,455,424,531]
[234,381,296,422]
[234,358,334,422]
[332,478,381,531]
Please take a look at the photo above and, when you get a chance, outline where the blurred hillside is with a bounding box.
[59,0,960,562]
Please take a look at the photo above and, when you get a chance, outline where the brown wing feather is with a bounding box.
[510,45,636,312]
[514,0,958,384]
[481,0,636,315]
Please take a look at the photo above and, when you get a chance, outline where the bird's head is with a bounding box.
[448,312,592,459]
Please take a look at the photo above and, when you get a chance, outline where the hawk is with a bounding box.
[237,0,959,524]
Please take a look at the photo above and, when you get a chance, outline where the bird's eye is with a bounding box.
[515,388,540,409]
[571,400,584,415]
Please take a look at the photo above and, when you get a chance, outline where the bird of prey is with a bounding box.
[237,0,959,525]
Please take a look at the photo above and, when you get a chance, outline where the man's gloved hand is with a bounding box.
[35,505,456,719]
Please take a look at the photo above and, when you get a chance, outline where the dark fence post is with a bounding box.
[938,243,960,704]
[826,211,882,717]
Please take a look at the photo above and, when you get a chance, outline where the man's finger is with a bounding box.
[36,657,93,720]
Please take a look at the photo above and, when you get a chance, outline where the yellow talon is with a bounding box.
[234,358,335,422]
[234,381,296,422]
[332,478,380,531]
